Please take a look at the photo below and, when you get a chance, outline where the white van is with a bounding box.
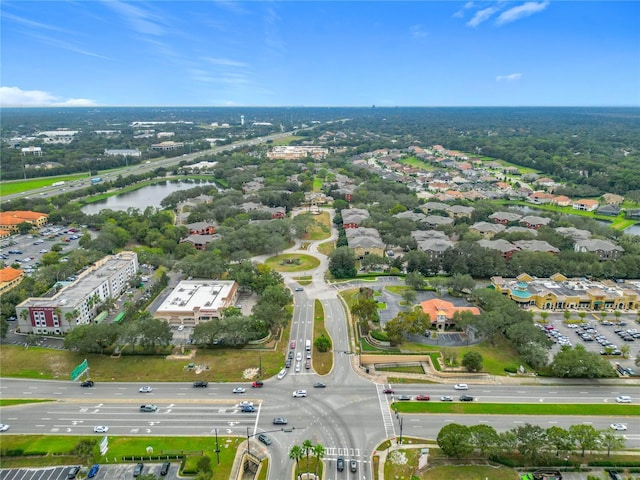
[305,340,311,352]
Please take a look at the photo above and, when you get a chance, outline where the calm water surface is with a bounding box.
[81,180,216,214]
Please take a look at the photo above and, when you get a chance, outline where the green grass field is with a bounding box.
[391,401,639,416]
[0,174,90,196]
[264,253,321,272]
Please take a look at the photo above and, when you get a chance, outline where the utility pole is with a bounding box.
[214,428,220,465]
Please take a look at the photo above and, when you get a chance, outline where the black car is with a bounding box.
[81,380,94,387]
[313,382,326,388]
[193,381,208,388]
[459,395,474,402]
[160,461,170,476]
[608,470,623,480]
[67,466,80,479]
[133,462,144,477]
[337,457,344,472]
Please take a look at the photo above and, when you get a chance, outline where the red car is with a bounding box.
[383,388,394,394]
[416,395,431,401]
[252,381,263,388]
[290,341,296,349]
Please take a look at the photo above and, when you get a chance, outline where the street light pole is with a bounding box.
[246,426,251,456]
[214,428,220,465]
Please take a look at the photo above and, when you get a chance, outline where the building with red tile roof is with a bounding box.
[421,298,480,330]
[0,267,24,295]
[0,211,49,232]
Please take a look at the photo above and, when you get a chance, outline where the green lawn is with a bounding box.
[0,174,90,196]
[313,299,333,375]
[391,402,639,416]
[264,253,320,272]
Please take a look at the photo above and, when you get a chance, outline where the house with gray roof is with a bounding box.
[394,211,426,222]
[411,230,449,242]
[342,208,370,229]
[513,240,560,254]
[574,239,624,260]
[447,205,475,218]
[422,215,454,228]
[415,238,455,260]
[489,211,523,224]
[555,227,592,241]
[469,222,506,238]
[346,227,385,258]
[505,226,538,236]
[477,239,519,259]
[520,215,552,230]
[421,202,450,214]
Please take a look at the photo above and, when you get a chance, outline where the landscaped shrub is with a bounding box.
[370,330,389,342]
[504,367,517,373]
[589,460,640,468]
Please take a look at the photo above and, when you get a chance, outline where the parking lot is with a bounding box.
[0,461,179,480]
[540,311,640,373]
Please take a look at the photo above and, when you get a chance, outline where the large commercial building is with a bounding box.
[0,267,24,295]
[16,251,138,334]
[0,211,49,232]
[154,280,238,326]
[491,273,640,311]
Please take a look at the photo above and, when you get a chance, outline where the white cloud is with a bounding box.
[0,86,96,107]
[204,57,249,68]
[466,6,500,27]
[496,73,523,81]
[453,2,475,18]
[103,0,166,36]
[410,25,428,39]
[496,1,549,25]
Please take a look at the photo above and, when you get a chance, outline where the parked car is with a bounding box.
[258,433,272,445]
[193,381,208,388]
[67,466,80,479]
[608,470,623,480]
[337,457,345,472]
[88,464,100,478]
[160,461,170,476]
[133,462,144,477]
[350,459,358,472]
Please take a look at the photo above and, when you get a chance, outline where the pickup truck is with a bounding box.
[140,404,158,412]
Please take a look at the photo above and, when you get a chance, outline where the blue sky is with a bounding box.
[1,1,638,107]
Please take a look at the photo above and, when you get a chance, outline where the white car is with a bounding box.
[610,423,627,431]
[454,384,468,390]
[616,396,632,403]
[177,325,185,331]
[232,387,246,394]
[292,390,307,398]
[239,401,254,407]
[139,386,153,393]
[94,426,109,433]
[277,368,287,380]
[0,424,10,432]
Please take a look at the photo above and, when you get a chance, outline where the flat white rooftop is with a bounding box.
[156,280,236,314]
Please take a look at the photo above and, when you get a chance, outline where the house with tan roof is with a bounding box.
[552,195,572,207]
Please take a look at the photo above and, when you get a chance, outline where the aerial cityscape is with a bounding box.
[1,2,640,480]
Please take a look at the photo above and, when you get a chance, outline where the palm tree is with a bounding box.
[289,445,303,480]
[19,309,28,322]
[312,443,325,477]
[302,439,313,474]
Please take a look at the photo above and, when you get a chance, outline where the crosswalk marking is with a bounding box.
[377,384,396,440]
[324,447,361,458]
